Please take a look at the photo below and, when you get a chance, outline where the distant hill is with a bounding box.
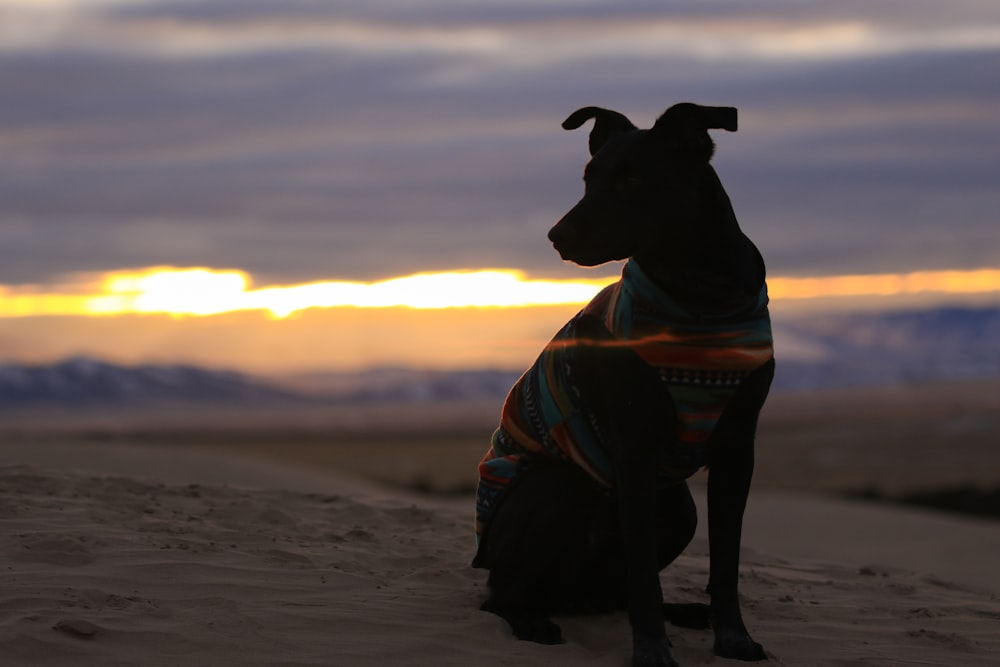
[283,367,522,404]
[771,305,1000,391]
[0,357,520,409]
[0,357,305,408]
[1,306,998,408]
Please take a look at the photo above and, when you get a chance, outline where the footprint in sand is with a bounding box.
[52,618,100,639]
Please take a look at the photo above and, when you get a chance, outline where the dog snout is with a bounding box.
[548,217,577,249]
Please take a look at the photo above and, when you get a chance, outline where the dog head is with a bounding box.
[548,103,737,268]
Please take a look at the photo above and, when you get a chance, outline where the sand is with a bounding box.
[2,439,999,667]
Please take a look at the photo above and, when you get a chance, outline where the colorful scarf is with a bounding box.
[475,260,773,542]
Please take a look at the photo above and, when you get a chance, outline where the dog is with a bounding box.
[472,103,775,666]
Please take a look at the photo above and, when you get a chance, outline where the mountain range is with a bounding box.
[772,305,1000,390]
[0,357,305,407]
[1,306,998,409]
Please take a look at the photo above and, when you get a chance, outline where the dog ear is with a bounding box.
[702,106,737,132]
[655,103,738,132]
[562,106,638,156]
[652,103,737,160]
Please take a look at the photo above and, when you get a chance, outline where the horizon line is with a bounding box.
[2,265,1000,319]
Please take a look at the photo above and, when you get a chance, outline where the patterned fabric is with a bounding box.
[474,259,774,543]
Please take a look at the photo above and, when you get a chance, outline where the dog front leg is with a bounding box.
[706,445,766,661]
[571,315,677,666]
[615,435,676,667]
[705,360,773,661]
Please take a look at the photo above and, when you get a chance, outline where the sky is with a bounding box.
[1,0,999,373]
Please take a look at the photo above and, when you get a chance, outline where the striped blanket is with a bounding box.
[474,259,773,542]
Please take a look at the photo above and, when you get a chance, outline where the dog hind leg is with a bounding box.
[478,462,613,644]
[653,483,713,629]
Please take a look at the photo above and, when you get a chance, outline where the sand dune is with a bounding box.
[2,442,999,666]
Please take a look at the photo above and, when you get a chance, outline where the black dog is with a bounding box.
[473,103,775,666]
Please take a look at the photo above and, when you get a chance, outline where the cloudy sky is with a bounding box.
[1,0,999,371]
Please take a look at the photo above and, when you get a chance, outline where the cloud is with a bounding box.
[5,1,1000,64]
[0,0,999,286]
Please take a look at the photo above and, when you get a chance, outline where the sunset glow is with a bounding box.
[2,266,1000,319]
[0,267,614,319]
[766,268,1000,301]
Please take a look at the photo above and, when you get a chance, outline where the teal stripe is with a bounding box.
[534,346,567,429]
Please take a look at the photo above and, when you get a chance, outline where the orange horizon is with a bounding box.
[2,264,999,374]
[2,265,1000,320]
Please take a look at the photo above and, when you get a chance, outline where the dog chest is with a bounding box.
[475,260,774,541]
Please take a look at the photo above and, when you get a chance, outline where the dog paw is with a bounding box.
[714,632,767,661]
[511,613,564,645]
[632,635,678,667]
[480,599,565,645]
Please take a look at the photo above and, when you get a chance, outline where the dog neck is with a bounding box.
[632,166,766,320]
